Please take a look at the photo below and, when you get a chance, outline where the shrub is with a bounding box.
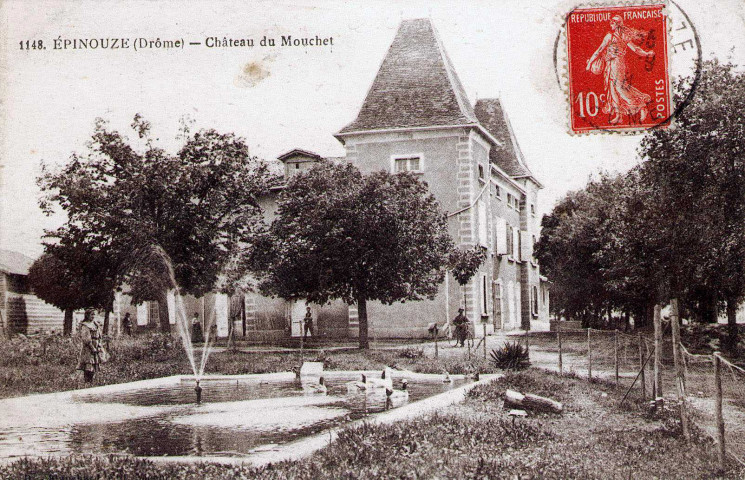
[397,347,424,359]
[490,342,530,370]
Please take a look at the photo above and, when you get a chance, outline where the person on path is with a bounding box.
[303,306,314,340]
[192,313,204,343]
[122,312,133,336]
[453,308,470,347]
[77,309,102,384]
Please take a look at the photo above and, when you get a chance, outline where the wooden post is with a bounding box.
[587,328,592,382]
[434,327,439,359]
[654,304,662,402]
[714,353,726,473]
[670,298,689,440]
[638,332,646,399]
[614,330,619,387]
[558,326,563,376]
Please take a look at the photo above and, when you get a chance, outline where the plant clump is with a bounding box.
[490,342,530,370]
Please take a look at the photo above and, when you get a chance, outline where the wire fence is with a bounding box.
[504,324,745,473]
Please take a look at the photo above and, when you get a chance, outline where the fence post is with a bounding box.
[558,326,563,376]
[670,298,689,440]
[714,352,726,473]
[614,329,619,387]
[654,304,662,403]
[638,332,646,399]
[587,328,592,382]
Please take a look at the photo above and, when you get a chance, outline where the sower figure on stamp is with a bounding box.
[453,308,469,347]
[77,308,102,384]
[586,15,655,124]
[303,306,314,340]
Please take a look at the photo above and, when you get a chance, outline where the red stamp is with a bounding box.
[566,4,671,132]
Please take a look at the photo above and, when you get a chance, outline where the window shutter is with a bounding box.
[512,228,519,259]
[520,230,531,261]
[495,217,507,255]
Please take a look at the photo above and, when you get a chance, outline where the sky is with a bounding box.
[1,0,744,259]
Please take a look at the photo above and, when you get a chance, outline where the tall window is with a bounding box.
[481,274,488,315]
[393,155,422,173]
[506,226,514,257]
[148,301,160,326]
[493,280,503,329]
[531,285,539,316]
[478,164,485,181]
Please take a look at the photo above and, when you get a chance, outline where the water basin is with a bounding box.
[0,374,469,459]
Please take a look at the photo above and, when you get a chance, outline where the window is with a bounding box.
[295,163,300,170]
[530,204,536,216]
[531,285,539,316]
[506,226,514,258]
[148,301,160,326]
[392,154,422,173]
[493,280,503,329]
[495,184,501,198]
[481,274,488,315]
[506,193,513,208]
[478,164,485,181]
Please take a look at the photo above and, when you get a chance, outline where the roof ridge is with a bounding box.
[431,22,476,123]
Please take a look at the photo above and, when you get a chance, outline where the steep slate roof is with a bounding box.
[338,18,477,133]
[0,249,35,275]
[474,98,534,179]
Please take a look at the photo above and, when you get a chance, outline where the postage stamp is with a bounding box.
[566,4,671,133]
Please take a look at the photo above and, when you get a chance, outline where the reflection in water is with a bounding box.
[0,376,467,459]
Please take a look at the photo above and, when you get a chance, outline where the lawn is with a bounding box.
[0,333,493,399]
[2,369,742,479]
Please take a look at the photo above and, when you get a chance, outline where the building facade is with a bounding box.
[245,18,551,340]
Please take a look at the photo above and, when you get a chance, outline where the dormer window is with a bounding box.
[392,154,423,173]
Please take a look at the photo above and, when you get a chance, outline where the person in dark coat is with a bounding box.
[303,306,314,340]
[77,309,102,383]
[122,312,133,336]
[453,308,470,347]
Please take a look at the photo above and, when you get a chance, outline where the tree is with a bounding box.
[249,161,453,349]
[28,233,119,335]
[28,254,84,336]
[448,245,487,319]
[39,116,273,332]
[638,59,745,347]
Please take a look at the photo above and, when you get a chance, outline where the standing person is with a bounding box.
[453,308,470,347]
[122,312,133,336]
[191,312,204,343]
[77,309,102,384]
[303,306,314,340]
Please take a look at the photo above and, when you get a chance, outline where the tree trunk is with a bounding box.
[63,308,74,336]
[157,289,171,333]
[357,297,369,350]
[727,298,738,352]
[624,310,631,332]
[103,310,110,335]
[504,389,563,413]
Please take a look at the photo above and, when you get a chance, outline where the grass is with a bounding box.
[0,333,495,399]
[2,369,742,479]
